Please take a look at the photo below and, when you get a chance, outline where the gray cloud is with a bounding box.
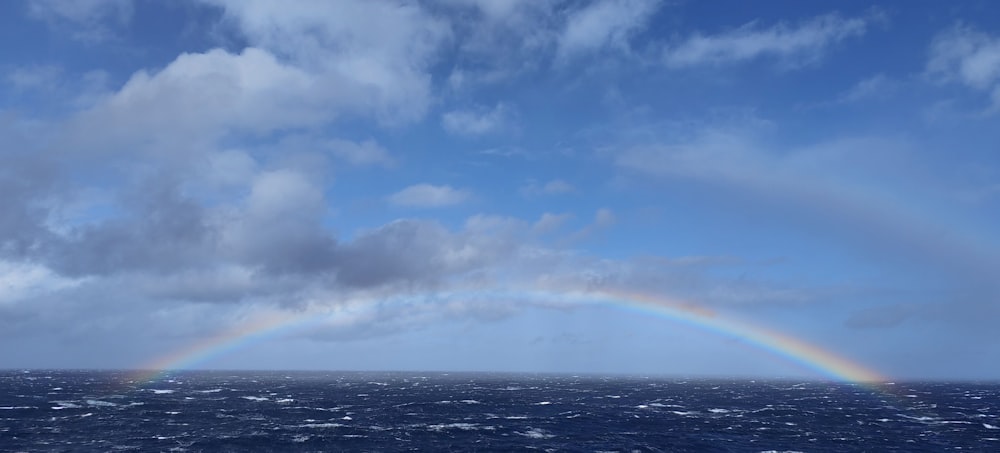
[46,179,214,277]
[0,155,60,258]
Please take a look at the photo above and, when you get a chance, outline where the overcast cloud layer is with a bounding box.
[1,0,998,379]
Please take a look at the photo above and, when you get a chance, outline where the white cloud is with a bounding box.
[836,74,895,103]
[541,179,575,194]
[438,0,558,88]
[205,150,259,188]
[27,0,133,42]
[204,0,450,125]
[594,208,616,228]
[325,139,394,167]
[928,25,1000,109]
[388,184,472,208]
[69,48,324,151]
[441,103,513,136]
[6,65,63,93]
[437,0,537,23]
[521,179,576,196]
[663,13,870,68]
[533,212,573,234]
[0,260,82,305]
[557,0,660,61]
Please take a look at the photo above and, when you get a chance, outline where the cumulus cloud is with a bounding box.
[927,24,1000,108]
[388,184,472,208]
[223,169,337,274]
[204,0,449,125]
[46,179,216,277]
[663,13,871,68]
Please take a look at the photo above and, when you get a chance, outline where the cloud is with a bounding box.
[594,208,616,227]
[613,122,1000,302]
[388,184,472,208]
[533,212,573,234]
[223,169,337,274]
[0,154,61,258]
[835,74,896,103]
[438,0,559,88]
[325,139,395,167]
[334,219,515,289]
[521,179,575,196]
[441,103,513,136]
[46,178,216,277]
[27,0,133,42]
[6,65,63,93]
[437,0,539,23]
[927,24,1000,109]
[663,13,871,68]
[0,261,81,305]
[205,0,450,125]
[68,48,324,151]
[556,0,660,61]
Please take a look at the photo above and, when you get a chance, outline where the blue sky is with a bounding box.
[1,0,999,380]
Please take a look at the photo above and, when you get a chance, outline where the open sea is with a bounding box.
[0,370,997,452]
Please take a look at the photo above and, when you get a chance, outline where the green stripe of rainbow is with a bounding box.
[130,286,887,385]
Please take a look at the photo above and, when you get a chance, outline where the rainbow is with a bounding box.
[130,286,888,386]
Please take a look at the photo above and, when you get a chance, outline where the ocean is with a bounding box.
[0,370,996,451]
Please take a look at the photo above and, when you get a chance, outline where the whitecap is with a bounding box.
[984,423,999,430]
[300,423,346,428]
[428,423,480,431]
[241,396,268,402]
[86,399,118,407]
[517,428,554,439]
[51,401,81,409]
[150,389,175,394]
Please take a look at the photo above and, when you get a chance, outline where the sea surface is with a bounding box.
[0,370,997,452]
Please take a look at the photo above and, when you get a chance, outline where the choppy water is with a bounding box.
[1,370,997,451]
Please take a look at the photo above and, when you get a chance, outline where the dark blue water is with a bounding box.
[0,370,997,452]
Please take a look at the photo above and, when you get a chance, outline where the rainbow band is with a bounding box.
[131,287,887,385]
